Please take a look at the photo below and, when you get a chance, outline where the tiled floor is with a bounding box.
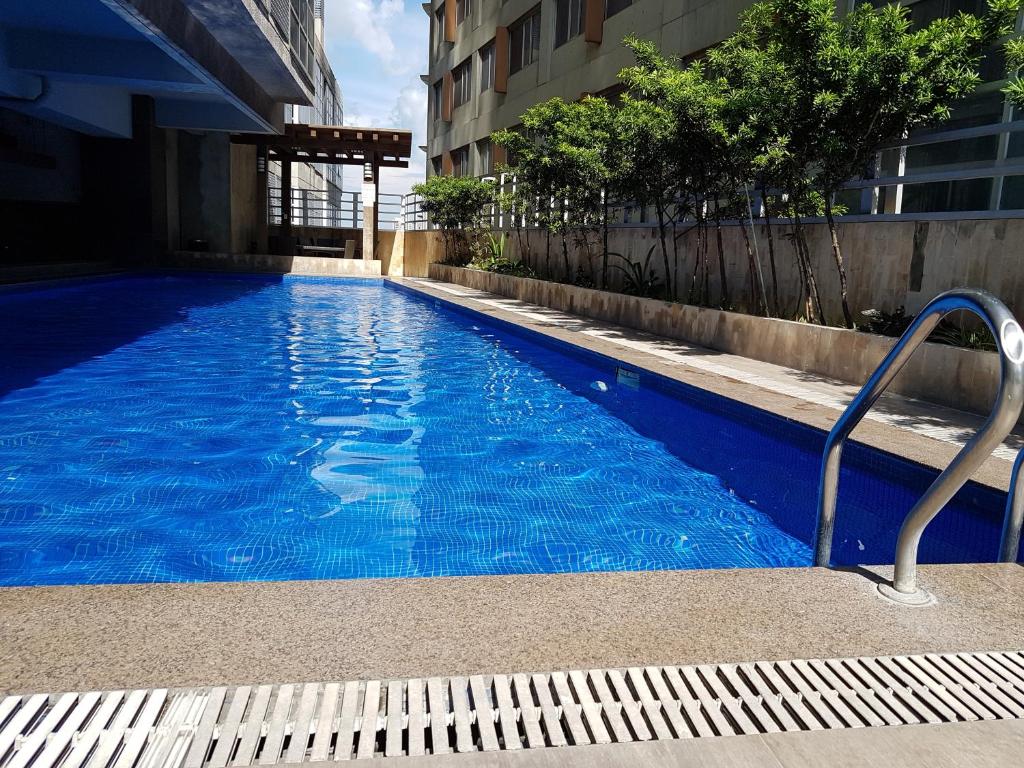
[404,278,1024,465]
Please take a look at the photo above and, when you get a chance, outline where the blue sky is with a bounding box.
[324,0,429,196]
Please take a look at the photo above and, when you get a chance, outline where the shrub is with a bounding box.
[412,175,495,264]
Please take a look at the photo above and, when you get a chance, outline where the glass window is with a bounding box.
[555,0,585,47]
[477,139,493,175]
[480,41,496,92]
[606,0,632,16]
[432,79,443,120]
[510,6,541,75]
[452,146,470,177]
[456,0,471,25]
[434,6,446,49]
[453,58,472,108]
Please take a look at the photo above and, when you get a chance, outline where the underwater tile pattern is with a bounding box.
[0,274,1010,587]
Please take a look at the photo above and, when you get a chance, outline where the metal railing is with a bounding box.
[1001,448,1024,563]
[813,288,1024,605]
[268,188,404,230]
[397,159,1024,232]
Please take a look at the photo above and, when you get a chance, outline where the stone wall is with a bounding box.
[500,218,1024,326]
[164,251,382,277]
[429,263,1004,418]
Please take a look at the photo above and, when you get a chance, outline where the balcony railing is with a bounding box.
[269,188,404,230]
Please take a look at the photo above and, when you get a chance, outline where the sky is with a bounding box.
[323,0,429,198]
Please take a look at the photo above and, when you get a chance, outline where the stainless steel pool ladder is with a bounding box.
[813,288,1024,605]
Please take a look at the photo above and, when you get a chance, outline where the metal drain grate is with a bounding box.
[3,650,1024,766]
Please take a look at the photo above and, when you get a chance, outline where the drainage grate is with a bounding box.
[3,651,1024,766]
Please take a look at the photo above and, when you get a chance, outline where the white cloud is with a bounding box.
[326,0,423,77]
[325,1,429,196]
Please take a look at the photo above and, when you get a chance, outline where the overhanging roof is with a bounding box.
[231,124,412,168]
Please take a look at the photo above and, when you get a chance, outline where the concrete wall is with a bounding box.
[164,250,382,276]
[430,263,1005,419]
[497,217,1024,325]
[383,230,446,278]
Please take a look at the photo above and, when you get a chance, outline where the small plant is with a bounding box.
[610,247,662,298]
[861,307,913,337]
[573,265,595,289]
[467,232,535,277]
[931,320,997,352]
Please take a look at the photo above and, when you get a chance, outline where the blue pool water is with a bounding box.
[0,274,1011,586]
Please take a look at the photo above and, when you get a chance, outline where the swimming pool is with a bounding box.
[0,274,1011,586]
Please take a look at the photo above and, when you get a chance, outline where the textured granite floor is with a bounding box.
[2,563,1022,694]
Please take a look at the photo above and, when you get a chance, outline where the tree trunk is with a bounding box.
[823,195,854,328]
[656,199,673,301]
[760,183,780,317]
[601,191,610,290]
[793,212,826,325]
[713,200,730,309]
[739,221,766,316]
[561,231,571,283]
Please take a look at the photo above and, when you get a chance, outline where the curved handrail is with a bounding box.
[813,288,1024,604]
[1000,447,1024,563]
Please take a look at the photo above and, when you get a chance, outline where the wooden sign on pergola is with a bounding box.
[232,124,413,258]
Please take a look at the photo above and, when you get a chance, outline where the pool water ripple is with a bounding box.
[0,275,1005,586]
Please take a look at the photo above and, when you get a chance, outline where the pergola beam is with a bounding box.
[233,123,413,260]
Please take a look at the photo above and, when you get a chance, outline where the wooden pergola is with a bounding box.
[232,124,413,258]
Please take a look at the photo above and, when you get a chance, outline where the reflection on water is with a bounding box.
[0,275,811,586]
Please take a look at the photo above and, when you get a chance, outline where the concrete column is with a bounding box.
[256,144,268,253]
[361,160,378,261]
[280,156,293,255]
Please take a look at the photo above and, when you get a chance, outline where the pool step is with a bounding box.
[2,650,1024,766]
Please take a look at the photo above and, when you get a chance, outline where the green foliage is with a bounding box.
[467,232,535,277]
[412,175,494,231]
[494,96,620,280]
[412,175,495,264]
[610,247,662,298]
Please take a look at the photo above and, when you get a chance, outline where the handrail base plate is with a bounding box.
[877,582,936,607]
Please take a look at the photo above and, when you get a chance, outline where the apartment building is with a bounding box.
[424,0,1024,217]
[272,2,348,226]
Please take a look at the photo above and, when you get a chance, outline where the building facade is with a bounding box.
[0,0,344,264]
[424,0,1023,217]
[272,3,349,228]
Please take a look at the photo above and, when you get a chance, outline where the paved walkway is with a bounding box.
[401,277,1023,482]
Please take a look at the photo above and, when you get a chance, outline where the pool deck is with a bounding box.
[2,563,1022,694]
[4,272,1024,766]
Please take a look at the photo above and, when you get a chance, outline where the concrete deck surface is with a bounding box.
[333,719,1024,768]
[2,563,1022,694]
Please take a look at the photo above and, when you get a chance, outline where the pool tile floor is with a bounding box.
[398,278,1022,489]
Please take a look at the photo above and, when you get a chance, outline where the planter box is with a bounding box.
[429,263,1001,419]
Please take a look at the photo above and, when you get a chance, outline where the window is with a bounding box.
[456,0,471,24]
[510,6,541,75]
[433,6,446,49]
[605,0,632,17]
[555,0,585,47]
[431,156,443,176]
[479,41,496,92]
[452,58,472,108]
[451,146,470,177]
[477,139,493,176]
[432,79,443,120]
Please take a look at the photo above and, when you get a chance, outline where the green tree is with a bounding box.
[725,0,1020,327]
[411,175,495,264]
[494,97,618,283]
